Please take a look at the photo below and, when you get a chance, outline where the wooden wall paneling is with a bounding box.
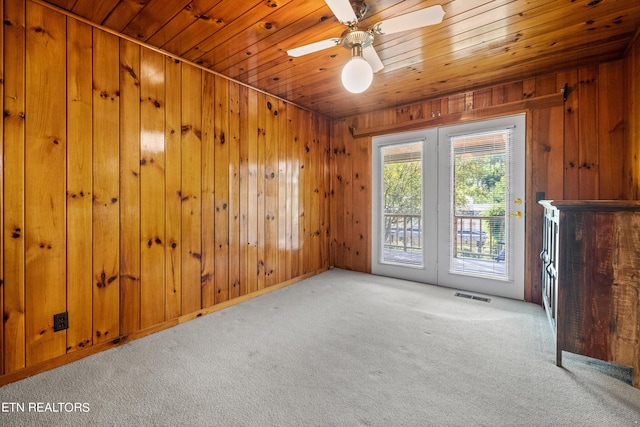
[256,92,266,290]
[298,110,307,274]
[214,74,230,303]
[319,115,330,269]
[535,74,558,97]
[320,118,331,269]
[377,108,391,129]
[420,100,433,121]
[448,93,466,114]
[557,70,580,199]
[432,99,444,118]
[118,39,141,335]
[92,28,121,344]
[491,85,508,105]
[332,62,635,300]
[473,88,493,110]
[200,72,216,308]
[164,57,182,320]
[311,114,323,271]
[264,95,278,286]
[396,106,411,127]
[309,111,320,272]
[439,97,449,117]
[180,63,202,315]
[3,0,26,373]
[351,110,367,132]
[289,106,300,279]
[337,121,353,270]
[527,106,564,304]
[244,87,259,294]
[1,2,341,383]
[597,60,625,200]
[522,79,536,100]
[305,113,319,271]
[387,108,399,129]
[502,81,524,104]
[278,100,289,282]
[532,106,566,201]
[238,85,250,295]
[66,18,93,354]
[320,114,329,270]
[228,81,241,299]
[578,66,599,199]
[24,2,67,365]
[404,103,420,125]
[327,121,335,269]
[140,47,166,328]
[329,120,344,270]
[302,110,312,273]
[0,0,4,373]
[350,135,371,273]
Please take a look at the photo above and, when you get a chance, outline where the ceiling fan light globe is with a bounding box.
[341,57,373,93]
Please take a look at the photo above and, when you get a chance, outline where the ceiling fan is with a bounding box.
[287,0,445,93]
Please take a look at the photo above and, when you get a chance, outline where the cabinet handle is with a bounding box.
[546,263,557,279]
[539,249,549,262]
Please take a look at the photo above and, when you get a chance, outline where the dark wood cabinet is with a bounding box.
[539,200,640,388]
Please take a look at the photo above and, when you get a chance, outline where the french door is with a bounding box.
[371,115,525,299]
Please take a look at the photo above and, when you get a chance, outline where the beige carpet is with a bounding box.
[1,269,639,426]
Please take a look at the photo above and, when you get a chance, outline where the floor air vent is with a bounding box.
[455,292,491,303]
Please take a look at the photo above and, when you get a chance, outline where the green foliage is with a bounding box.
[383,160,422,214]
[454,153,506,213]
[482,205,506,240]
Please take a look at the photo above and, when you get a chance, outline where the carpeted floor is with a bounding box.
[1,269,639,426]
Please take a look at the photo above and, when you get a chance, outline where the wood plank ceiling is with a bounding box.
[41,0,640,119]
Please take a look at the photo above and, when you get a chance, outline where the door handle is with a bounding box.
[511,211,523,218]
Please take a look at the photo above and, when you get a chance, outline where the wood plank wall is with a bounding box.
[0,0,330,382]
[331,59,631,305]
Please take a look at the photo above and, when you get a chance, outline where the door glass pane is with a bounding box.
[381,142,423,266]
[449,130,511,280]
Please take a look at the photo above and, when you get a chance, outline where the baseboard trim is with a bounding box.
[0,268,327,387]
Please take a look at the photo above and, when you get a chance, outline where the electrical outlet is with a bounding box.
[53,312,69,332]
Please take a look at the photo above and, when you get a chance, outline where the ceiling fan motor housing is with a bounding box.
[341,29,374,49]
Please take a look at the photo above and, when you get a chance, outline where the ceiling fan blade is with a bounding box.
[287,38,341,57]
[363,45,384,73]
[373,5,445,35]
[325,0,358,25]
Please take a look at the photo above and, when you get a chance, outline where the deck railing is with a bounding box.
[384,213,505,260]
[384,213,422,252]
